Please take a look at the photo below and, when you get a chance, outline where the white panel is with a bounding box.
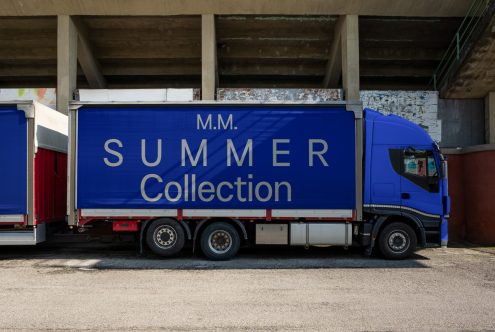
[80,209,177,217]
[290,223,352,246]
[78,89,167,102]
[34,101,68,153]
[182,209,265,218]
[166,89,194,101]
[290,223,307,245]
[0,224,45,245]
[0,215,24,223]
[308,223,350,245]
[271,209,353,218]
[77,89,195,102]
[34,102,68,135]
[0,89,56,109]
[256,224,288,245]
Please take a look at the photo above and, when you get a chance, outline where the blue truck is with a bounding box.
[0,101,68,245]
[67,101,449,260]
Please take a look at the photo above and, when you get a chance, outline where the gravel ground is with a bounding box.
[0,243,494,331]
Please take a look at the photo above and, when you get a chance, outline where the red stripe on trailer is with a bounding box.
[33,148,67,225]
[78,213,154,226]
[112,220,139,232]
[177,209,183,221]
[266,209,272,221]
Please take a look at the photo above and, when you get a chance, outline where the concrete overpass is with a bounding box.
[0,0,473,17]
[0,0,471,111]
[435,0,495,143]
[1,0,494,245]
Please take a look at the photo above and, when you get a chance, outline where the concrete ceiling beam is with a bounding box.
[0,0,472,17]
[323,16,344,88]
[218,43,329,59]
[72,16,106,88]
[0,48,56,60]
[220,62,325,76]
[360,47,444,61]
[0,64,56,77]
[361,65,435,78]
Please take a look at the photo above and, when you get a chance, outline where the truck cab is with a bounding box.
[363,108,449,258]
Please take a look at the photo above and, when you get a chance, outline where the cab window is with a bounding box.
[402,149,439,192]
[403,150,437,177]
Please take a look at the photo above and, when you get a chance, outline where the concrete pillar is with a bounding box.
[201,14,217,100]
[485,92,495,143]
[57,15,78,114]
[341,15,360,101]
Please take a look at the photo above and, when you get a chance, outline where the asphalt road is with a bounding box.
[0,243,494,331]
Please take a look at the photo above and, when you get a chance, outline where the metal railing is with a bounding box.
[430,0,493,90]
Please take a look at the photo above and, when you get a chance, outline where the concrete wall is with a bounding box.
[444,146,495,245]
[0,88,56,108]
[0,1,472,16]
[217,88,343,102]
[438,99,485,148]
[218,89,441,144]
[1,87,485,149]
[360,90,441,143]
[359,91,485,148]
[218,88,487,148]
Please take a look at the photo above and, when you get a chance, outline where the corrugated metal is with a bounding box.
[34,148,67,224]
[445,149,495,245]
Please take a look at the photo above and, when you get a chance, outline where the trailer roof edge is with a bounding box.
[69,100,361,106]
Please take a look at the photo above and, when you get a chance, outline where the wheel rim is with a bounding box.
[387,230,409,253]
[208,230,233,254]
[153,225,177,249]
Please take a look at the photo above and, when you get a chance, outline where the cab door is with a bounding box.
[400,147,443,216]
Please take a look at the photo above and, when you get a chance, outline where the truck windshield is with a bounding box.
[403,149,439,192]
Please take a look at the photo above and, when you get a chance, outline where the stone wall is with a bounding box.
[360,90,441,143]
[2,87,483,148]
[217,88,343,102]
[218,88,444,143]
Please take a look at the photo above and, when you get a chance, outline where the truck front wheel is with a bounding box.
[200,222,240,261]
[146,218,185,257]
[378,222,417,259]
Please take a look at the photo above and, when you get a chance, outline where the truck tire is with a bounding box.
[378,222,417,260]
[146,218,185,257]
[200,222,240,261]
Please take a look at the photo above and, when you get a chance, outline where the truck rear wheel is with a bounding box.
[200,222,240,261]
[146,218,185,257]
[378,222,417,260]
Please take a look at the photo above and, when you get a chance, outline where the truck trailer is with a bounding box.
[0,101,67,245]
[67,101,449,260]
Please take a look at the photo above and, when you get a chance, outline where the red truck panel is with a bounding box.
[34,148,67,225]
